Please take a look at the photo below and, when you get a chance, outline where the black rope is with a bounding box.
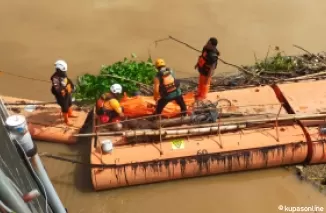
[41,154,117,168]
[0,70,50,83]
[191,100,219,124]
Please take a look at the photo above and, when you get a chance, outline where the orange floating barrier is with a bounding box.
[91,124,308,190]
[274,79,326,164]
[3,79,326,190]
[91,85,303,190]
[1,96,88,144]
[302,127,326,164]
[273,79,326,114]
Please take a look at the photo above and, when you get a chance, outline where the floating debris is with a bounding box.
[170,46,326,95]
[293,164,326,193]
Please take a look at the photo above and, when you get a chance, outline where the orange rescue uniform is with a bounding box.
[196,46,219,99]
[50,72,76,125]
[96,93,123,123]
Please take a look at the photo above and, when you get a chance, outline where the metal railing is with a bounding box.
[0,97,52,213]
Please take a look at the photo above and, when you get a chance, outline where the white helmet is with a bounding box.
[110,84,122,94]
[54,60,68,72]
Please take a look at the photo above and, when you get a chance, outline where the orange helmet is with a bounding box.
[155,58,166,68]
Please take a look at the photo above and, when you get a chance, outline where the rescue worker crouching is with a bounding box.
[153,59,187,118]
[51,60,77,126]
[96,83,125,131]
[195,37,220,100]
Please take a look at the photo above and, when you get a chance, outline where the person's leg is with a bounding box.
[67,94,77,117]
[54,94,66,122]
[201,75,212,99]
[54,93,60,106]
[174,95,187,116]
[196,73,203,99]
[105,110,123,130]
[197,73,207,100]
[61,95,72,125]
[108,111,119,121]
[155,98,169,116]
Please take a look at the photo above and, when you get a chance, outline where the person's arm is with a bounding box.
[195,48,206,69]
[108,99,124,117]
[67,78,75,92]
[52,77,63,92]
[153,77,160,101]
[52,77,68,96]
[170,70,176,78]
[206,52,219,77]
[206,52,218,66]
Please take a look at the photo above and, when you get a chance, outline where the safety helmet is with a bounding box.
[155,59,166,68]
[54,60,68,72]
[110,84,122,94]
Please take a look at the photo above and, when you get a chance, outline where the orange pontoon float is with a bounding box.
[273,80,326,164]
[2,79,326,190]
[91,85,309,190]
[1,96,89,144]
[91,125,308,190]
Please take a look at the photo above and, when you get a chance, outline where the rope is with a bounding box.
[0,70,50,83]
[190,100,220,124]
[39,153,116,168]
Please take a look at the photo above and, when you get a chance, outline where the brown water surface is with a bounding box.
[1,0,326,212]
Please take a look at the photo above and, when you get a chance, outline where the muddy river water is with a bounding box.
[1,0,326,212]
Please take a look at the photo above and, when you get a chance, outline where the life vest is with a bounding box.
[158,68,178,96]
[96,93,113,115]
[197,47,219,76]
[96,93,122,123]
[50,73,74,96]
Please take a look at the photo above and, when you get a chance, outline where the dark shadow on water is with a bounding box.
[70,111,95,193]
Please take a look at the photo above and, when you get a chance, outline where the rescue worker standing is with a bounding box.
[153,59,187,117]
[195,37,220,100]
[51,60,76,126]
[96,84,125,130]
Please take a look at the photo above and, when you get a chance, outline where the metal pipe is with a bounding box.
[0,200,14,213]
[5,114,66,213]
[30,155,67,213]
[0,169,32,213]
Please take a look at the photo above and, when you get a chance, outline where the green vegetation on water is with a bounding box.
[73,47,323,102]
[254,50,295,72]
[73,54,157,101]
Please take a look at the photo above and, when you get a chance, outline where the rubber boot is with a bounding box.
[68,107,78,118]
[63,113,73,126]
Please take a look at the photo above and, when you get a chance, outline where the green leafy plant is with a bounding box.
[254,46,296,72]
[73,54,157,101]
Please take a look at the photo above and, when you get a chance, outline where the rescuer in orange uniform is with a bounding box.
[96,83,125,130]
[195,37,220,100]
[153,59,187,117]
[51,60,77,126]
